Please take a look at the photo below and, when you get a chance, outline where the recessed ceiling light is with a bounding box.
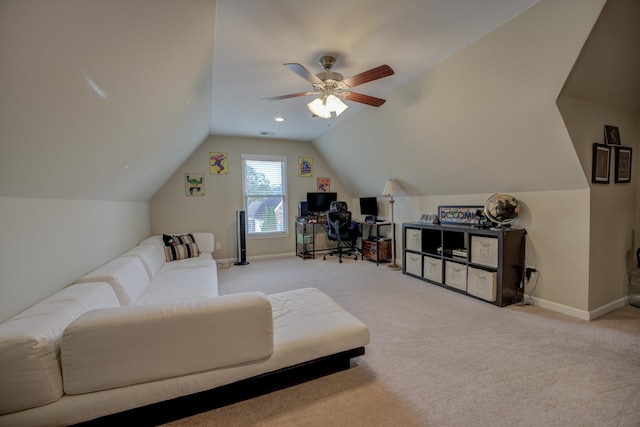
[274,117,285,122]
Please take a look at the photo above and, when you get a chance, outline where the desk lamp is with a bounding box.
[382,179,402,270]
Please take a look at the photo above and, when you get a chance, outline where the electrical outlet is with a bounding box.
[525,265,537,281]
[215,242,221,249]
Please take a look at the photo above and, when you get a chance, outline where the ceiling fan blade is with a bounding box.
[284,63,324,85]
[260,92,310,102]
[344,92,386,107]
[342,65,394,88]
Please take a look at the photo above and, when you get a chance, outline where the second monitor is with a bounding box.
[360,197,379,222]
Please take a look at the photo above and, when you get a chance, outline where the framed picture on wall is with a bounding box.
[317,177,330,192]
[604,125,621,145]
[614,146,632,183]
[298,157,312,177]
[185,173,205,196]
[592,143,611,184]
[209,152,228,175]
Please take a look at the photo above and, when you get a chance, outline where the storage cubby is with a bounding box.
[423,228,441,256]
[402,223,526,307]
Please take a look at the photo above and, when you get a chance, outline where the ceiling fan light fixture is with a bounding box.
[325,94,348,116]
[307,97,331,118]
[307,94,348,118]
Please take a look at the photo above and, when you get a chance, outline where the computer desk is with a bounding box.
[354,220,393,265]
[295,216,332,260]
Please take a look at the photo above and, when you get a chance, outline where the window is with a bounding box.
[241,155,288,237]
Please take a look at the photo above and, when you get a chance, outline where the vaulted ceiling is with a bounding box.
[0,0,541,202]
[210,0,540,141]
[1,1,638,203]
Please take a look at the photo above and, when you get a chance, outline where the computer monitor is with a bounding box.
[306,192,337,214]
[359,197,378,218]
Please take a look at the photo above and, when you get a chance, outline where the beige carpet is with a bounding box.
[165,256,640,427]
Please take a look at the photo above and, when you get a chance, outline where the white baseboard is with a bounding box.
[587,297,627,320]
[533,297,590,320]
[248,252,296,261]
[532,296,627,320]
[216,252,295,267]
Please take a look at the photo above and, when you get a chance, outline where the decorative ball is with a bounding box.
[484,194,520,226]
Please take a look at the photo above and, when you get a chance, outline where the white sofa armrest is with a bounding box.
[61,292,273,394]
[192,232,214,254]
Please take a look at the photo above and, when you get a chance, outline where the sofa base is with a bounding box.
[72,347,365,426]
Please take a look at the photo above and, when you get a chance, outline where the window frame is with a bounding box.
[241,154,288,238]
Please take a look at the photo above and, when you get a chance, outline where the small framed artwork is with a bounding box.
[298,157,312,177]
[317,177,330,192]
[604,125,621,145]
[185,173,205,196]
[614,146,632,183]
[591,143,611,184]
[209,152,228,175]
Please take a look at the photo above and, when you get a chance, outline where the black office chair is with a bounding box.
[323,202,358,263]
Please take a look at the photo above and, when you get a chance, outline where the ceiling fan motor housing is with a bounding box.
[319,55,337,70]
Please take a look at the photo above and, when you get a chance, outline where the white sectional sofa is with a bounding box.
[0,233,370,427]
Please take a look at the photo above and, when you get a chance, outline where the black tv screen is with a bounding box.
[306,192,337,213]
[359,197,378,217]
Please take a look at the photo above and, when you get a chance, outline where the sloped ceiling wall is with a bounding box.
[315,0,605,198]
[0,0,215,201]
[561,0,640,115]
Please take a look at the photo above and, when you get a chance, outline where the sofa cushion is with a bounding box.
[121,243,166,279]
[268,288,371,363]
[192,232,215,254]
[61,292,274,394]
[0,282,120,415]
[138,235,164,250]
[134,256,218,305]
[164,242,200,262]
[75,257,150,306]
[140,233,215,255]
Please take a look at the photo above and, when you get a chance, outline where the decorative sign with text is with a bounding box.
[438,206,483,225]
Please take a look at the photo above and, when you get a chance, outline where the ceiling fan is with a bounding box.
[261,55,394,119]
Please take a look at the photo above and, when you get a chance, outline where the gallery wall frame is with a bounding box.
[592,143,610,184]
[614,146,632,183]
[604,125,621,145]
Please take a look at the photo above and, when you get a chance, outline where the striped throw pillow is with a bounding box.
[164,243,200,262]
[162,233,196,246]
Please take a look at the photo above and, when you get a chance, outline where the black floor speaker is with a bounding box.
[234,210,249,266]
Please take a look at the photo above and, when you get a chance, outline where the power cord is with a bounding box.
[515,268,538,306]
[217,262,233,269]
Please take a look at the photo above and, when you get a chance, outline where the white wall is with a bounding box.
[149,135,351,260]
[0,197,149,322]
